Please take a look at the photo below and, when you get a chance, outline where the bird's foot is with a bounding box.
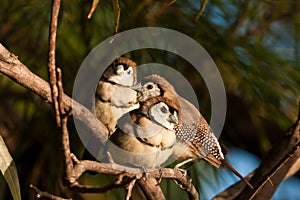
[174,166,187,177]
[157,168,164,185]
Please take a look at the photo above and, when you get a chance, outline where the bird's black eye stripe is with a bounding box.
[122,65,129,70]
[169,107,177,115]
[157,85,164,95]
[114,63,129,70]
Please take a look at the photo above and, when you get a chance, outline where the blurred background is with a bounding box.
[0,0,299,199]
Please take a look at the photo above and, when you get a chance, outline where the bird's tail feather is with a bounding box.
[221,159,254,189]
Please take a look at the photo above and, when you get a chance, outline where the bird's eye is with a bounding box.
[146,83,153,90]
[160,106,167,114]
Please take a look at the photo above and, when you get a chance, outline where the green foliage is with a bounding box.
[0,0,299,199]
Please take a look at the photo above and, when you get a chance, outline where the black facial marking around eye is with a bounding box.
[157,85,164,95]
[169,107,176,115]
[123,65,129,70]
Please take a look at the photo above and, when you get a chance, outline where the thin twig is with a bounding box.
[47,0,75,189]
[126,178,137,200]
[112,0,121,34]
[30,184,71,200]
[57,68,66,116]
[57,68,74,184]
[87,0,100,19]
[168,0,176,6]
[47,0,61,127]
[194,0,209,22]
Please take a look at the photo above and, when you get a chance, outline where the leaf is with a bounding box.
[0,135,21,200]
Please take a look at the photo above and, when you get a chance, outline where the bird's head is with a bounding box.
[102,57,137,86]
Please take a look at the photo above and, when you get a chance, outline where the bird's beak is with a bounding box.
[168,111,178,124]
[131,82,142,92]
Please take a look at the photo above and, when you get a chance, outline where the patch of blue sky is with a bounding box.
[272,177,300,200]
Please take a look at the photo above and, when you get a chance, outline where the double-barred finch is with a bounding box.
[107,96,179,169]
[82,57,139,163]
[134,74,253,188]
[95,57,139,134]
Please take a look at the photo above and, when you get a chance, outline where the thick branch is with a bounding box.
[239,104,300,199]
[0,43,109,143]
[136,178,166,200]
[213,103,300,200]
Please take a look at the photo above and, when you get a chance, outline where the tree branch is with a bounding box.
[57,68,74,185]
[30,184,71,200]
[47,0,75,187]
[47,0,61,126]
[136,178,166,200]
[213,102,300,200]
[0,44,109,144]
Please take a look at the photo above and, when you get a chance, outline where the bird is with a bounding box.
[133,74,253,188]
[94,57,140,135]
[82,57,139,163]
[107,96,180,169]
